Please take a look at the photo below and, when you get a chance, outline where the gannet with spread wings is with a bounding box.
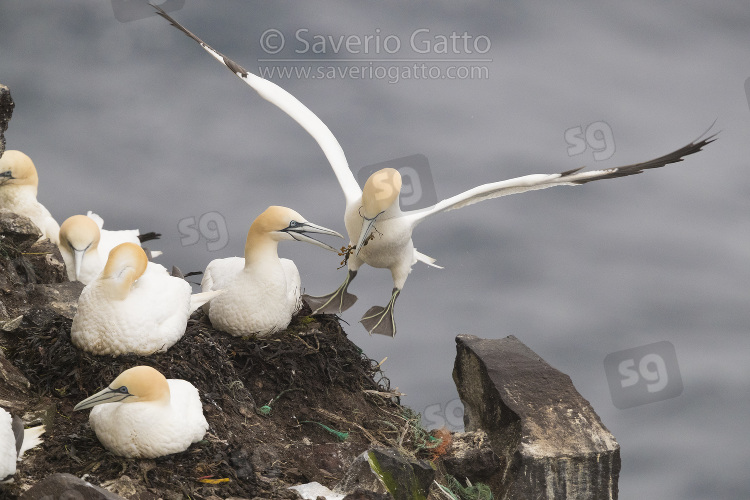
[153,7,716,336]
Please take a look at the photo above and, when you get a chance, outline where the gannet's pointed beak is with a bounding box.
[280,221,343,252]
[74,385,132,411]
[73,249,85,282]
[355,212,382,256]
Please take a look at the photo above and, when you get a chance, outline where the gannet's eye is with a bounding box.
[289,220,298,227]
[116,386,128,394]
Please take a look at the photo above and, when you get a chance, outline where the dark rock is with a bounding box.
[342,489,392,500]
[442,430,500,483]
[24,238,68,284]
[0,346,30,394]
[0,209,42,252]
[29,281,85,320]
[0,83,13,157]
[20,472,127,500]
[453,334,620,500]
[335,448,432,500]
[0,211,67,288]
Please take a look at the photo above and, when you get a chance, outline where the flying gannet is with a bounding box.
[59,212,162,284]
[154,9,717,336]
[0,150,60,244]
[73,366,208,458]
[201,206,342,337]
[0,408,45,481]
[71,242,222,356]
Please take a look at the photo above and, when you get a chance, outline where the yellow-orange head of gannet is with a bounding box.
[100,242,148,300]
[59,214,102,282]
[73,366,208,458]
[0,150,39,192]
[0,150,60,244]
[356,168,403,254]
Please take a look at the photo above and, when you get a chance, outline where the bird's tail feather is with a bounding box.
[189,289,224,314]
[415,250,443,269]
[18,425,45,460]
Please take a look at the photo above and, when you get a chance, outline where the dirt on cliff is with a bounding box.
[0,299,439,499]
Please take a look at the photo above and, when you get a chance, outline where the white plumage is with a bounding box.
[154,9,716,336]
[59,212,161,284]
[72,242,221,356]
[74,366,208,459]
[203,255,302,337]
[201,206,341,337]
[0,408,45,481]
[0,150,60,244]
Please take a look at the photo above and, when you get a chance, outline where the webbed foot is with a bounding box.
[302,270,358,314]
[360,288,400,337]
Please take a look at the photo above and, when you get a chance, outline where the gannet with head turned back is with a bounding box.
[59,212,162,284]
[72,242,222,355]
[154,9,717,336]
[73,366,208,458]
[202,206,342,337]
[0,408,45,481]
[0,150,60,244]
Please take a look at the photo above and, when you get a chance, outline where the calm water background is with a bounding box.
[2,2,748,498]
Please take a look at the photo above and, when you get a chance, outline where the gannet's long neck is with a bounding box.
[243,227,280,269]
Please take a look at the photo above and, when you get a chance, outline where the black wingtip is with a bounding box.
[11,414,24,457]
[137,231,161,243]
[572,123,718,185]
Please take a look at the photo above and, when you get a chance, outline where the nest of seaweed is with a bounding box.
[1,303,427,499]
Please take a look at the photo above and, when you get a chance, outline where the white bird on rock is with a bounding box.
[73,366,208,458]
[201,206,342,337]
[155,9,717,336]
[0,150,60,244]
[72,242,222,356]
[59,212,162,284]
[0,408,45,481]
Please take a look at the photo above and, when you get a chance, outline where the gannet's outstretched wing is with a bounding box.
[402,128,717,228]
[153,6,361,205]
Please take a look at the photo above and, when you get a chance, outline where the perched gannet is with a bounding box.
[0,408,45,481]
[201,206,342,337]
[71,242,222,356]
[73,366,208,458]
[0,150,60,244]
[155,9,716,336]
[59,212,162,284]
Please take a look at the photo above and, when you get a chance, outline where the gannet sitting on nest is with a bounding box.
[154,8,716,336]
[73,366,208,458]
[59,212,162,284]
[71,242,222,356]
[201,206,342,337]
[0,150,60,244]
[0,408,45,481]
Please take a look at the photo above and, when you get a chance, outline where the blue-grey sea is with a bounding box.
[1,2,748,498]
